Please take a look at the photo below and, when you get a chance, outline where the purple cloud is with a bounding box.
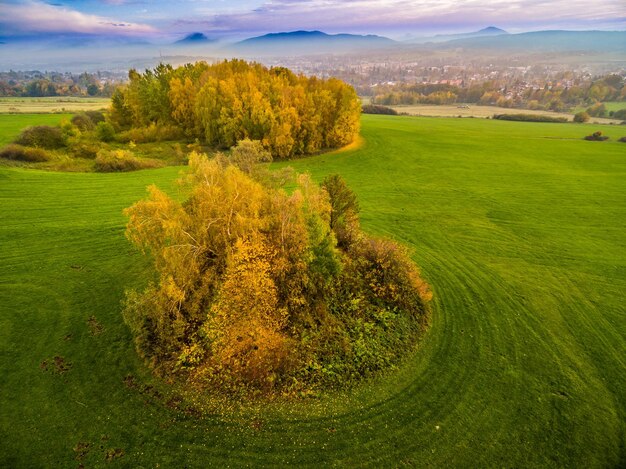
[0,0,157,36]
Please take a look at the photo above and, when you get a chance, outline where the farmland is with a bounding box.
[386,103,624,124]
[0,97,110,114]
[1,114,625,467]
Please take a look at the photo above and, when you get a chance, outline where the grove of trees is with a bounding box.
[0,71,118,97]
[123,150,431,398]
[110,60,361,158]
[371,74,626,113]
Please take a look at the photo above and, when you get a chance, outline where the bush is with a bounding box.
[362,104,398,115]
[94,149,163,172]
[14,125,66,148]
[0,144,52,162]
[611,109,626,120]
[493,114,568,123]
[584,131,609,141]
[229,139,272,173]
[68,139,101,159]
[95,121,116,142]
[573,111,590,123]
[586,102,607,118]
[116,123,184,144]
[85,110,105,125]
[71,113,95,131]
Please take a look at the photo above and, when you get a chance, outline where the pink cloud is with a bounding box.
[0,1,157,36]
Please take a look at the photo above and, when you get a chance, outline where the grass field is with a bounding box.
[0,114,72,146]
[603,101,626,112]
[572,101,626,114]
[0,97,110,114]
[1,115,625,467]
[388,103,624,124]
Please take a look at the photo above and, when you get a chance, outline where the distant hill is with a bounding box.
[442,30,626,52]
[232,30,395,55]
[175,32,214,45]
[407,26,508,44]
[432,26,508,42]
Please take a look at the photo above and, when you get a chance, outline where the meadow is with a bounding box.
[0,97,110,114]
[387,103,624,124]
[0,114,625,467]
[0,114,71,146]
[573,101,626,114]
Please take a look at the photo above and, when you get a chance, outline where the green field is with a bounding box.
[597,101,626,113]
[1,115,625,467]
[389,103,624,125]
[0,114,72,146]
[573,101,626,115]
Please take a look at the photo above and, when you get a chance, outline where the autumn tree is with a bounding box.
[123,153,431,398]
[110,60,361,159]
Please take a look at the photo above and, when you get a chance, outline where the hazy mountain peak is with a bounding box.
[478,26,508,34]
[176,32,213,44]
[238,30,393,43]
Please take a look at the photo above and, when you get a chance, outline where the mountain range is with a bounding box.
[232,30,395,55]
[427,26,508,43]
[1,27,624,71]
[441,30,626,52]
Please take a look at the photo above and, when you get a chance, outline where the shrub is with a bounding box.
[584,131,609,141]
[14,125,66,148]
[68,139,101,159]
[573,111,590,123]
[116,123,184,144]
[95,122,116,142]
[0,144,52,162]
[71,113,95,131]
[611,109,626,120]
[586,102,607,118]
[362,104,398,115]
[85,110,105,125]
[94,149,163,172]
[229,139,272,173]
[493,114,568,123]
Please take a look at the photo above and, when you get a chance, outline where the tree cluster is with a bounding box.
[0,71,119,97]
[110,60,361,159]
[123,151,431,398]
[371,74,626,113]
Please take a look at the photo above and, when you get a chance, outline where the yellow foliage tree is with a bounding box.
[112,60,360,159]
[124,153,431,397]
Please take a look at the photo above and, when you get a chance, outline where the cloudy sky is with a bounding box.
[1,0,625,40]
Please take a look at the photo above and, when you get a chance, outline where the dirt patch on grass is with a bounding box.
[87,315,105,336]
[104,448,125,462]
[73,442,91,461]
[40,355,72,374]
